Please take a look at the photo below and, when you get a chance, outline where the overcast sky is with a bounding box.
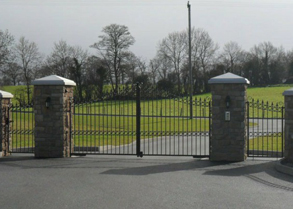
[1,0,293,60]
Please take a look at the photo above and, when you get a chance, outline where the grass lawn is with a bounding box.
[247,85,293,104]
[249,135,284,152]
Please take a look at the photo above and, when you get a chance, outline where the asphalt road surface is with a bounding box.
[0,154,292,209]
[248,118,283,136]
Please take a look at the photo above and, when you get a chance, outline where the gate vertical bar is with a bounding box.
[7,106,11,154]
[136,83,142,157]
[281,107,285,157]
[69,98,73,156]
[247,101,250,156]
[209,100,212,156]
[6,106,9,154]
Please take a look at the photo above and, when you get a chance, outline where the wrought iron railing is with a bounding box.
[247,98,284,158]
[10,104,35,153]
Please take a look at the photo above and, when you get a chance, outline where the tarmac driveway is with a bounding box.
[0,154,293,209]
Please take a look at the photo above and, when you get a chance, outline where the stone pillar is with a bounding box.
[208,73,250,162]
[0,90,13,157]
[283,89,293,163]
[32,75,76,158]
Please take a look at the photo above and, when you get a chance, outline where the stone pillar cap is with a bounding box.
[32,75,76,86]
[0,90,14,98]
[208,73,250,84]
[283,88,293,96]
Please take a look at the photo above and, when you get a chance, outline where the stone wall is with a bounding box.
[210,83,248,161]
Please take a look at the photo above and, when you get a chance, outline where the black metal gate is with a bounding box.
[72,84,211,157]
[10,104,35,153]
[247,98,284,158]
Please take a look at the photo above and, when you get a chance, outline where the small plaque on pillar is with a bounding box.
[225,111,230,121]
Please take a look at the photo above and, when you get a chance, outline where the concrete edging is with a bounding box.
[275,160,293,176]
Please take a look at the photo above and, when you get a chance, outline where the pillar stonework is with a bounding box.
[0,91,13,157]
[208,73,250,162]
[283,89,293,163]
[32,75,76,158]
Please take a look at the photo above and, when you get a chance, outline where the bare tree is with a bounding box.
[0,30,14,67]
[121,51,138,84]
[157,56,172,80]
[219,41,244,74]
[286,50,293,78]
[190,28,218,92]
[46,40,72,77]
[14,36,42,103]
[136,57,147,75]
[157,31,187,93]
[241,42,286,85]
[0,30,17,85]
[249,42,283,85]
[46,41,90,100]
[149,58,161,85]
[69,46,89,100]
[84,56,109,100]
[91,24,135,93]
[1,62,21,85]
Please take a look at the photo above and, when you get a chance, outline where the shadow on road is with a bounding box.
[0,155,35,162]
[203,160,293,191]
[101,159,213,175]
[101,158,293,185]
[1,154,293,187]
[101,160,265,176]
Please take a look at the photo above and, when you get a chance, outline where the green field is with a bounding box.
[247,86,293,104]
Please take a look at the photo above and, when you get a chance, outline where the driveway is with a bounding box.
[0,154,293,209]
[249,118,283,136]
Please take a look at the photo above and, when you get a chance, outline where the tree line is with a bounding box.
[1,24,293,103]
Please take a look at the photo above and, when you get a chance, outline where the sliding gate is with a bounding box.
[72,84,211,157]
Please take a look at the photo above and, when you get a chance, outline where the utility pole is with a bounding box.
[187,1,193,119]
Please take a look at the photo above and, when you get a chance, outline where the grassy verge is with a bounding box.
[248,135,284,152]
